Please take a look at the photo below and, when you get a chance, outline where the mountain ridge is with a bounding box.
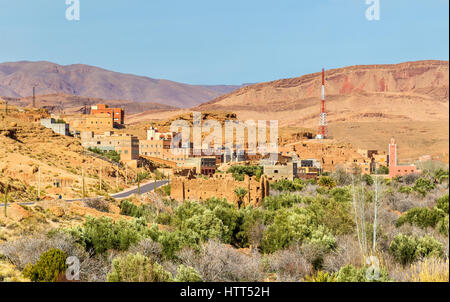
[0,61,248,108]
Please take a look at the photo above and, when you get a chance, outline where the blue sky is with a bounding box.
[0,0,448,85]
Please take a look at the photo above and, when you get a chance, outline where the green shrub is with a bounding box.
[395,207,445,229]
[437,215,449,236]
[308,197,354,235]
[235,207,265,248]
[107,253,173,282]
[434,169,449,184]
[362,174,374,186]
[335,265,390,282]
[329,187,351,203]
[174,199,240,244]
[22,249,68,282]
[304,271,337,282]
[174,265,203,282]
[261,208,335,253]
[398,186,413,195]
[155,212,173,225]
[120,200,147,218]
[263,194,303,211]
[413,178,436,196]
[69,216,150,254]
[389,234,443,265]
[151,228,200,259]
[88,147,120,162]
[376,166,389,175]
[318,176,336,189]
[227,166,263,181]
[162,185,171,196]
[270,179,304,192]
[436,194,449,213]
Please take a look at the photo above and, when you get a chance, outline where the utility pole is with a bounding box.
[99,165,102,191]
[125,165,128,185]
[137,176,141,196]
[116,166,119,189]
[3,182,7,217]
[32,85,37,108]
[82,168,85,203]
[137,168,141,196]
[37,165,41,200]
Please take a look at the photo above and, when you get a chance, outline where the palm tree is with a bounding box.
[234,187,248,209]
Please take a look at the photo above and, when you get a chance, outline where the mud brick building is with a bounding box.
[171,174,270,207]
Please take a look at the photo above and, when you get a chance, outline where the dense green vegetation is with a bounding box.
[389,234,443,265]
[227,166,263,181]
[1,165,448,282]
[88,147,121,163]
[270,179,305,192]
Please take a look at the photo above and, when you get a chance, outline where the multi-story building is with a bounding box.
[263,162,298,181]
[81,131,140,162]
[297,159,322,179]
[65,113,114,133]
[140,127,190,167]
[91,104,125,125]
[341,161,372,175]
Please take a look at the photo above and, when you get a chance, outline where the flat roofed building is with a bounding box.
[263,162,298,181]
[183,157,217,176]
[81,131,139,162]
[91,104,125,125]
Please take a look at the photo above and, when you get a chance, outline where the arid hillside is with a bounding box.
[196,60,448,122]
[0,61,246,108]
[128,61,449,162]
[0,107,134,201]
[3,93,176,115]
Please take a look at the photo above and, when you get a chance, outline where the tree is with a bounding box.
[174,265,203,282]
[318,176,336,189]
[107,253,173,282]
[22,249,68,282]
[376,166,389,175]
[333,168,352,186]
[234,187,248,209]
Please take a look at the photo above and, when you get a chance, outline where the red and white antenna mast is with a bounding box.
[318,68,328,139]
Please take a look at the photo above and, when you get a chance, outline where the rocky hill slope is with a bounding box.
[196,60,448,122]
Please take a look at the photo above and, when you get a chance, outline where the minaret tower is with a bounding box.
[318,68,328,139]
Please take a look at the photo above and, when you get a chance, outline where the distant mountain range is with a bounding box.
[127,60,448,162]
[0,61,249,108]
[195,60,449,125]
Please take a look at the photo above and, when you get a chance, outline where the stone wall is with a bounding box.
[171,174,270,207]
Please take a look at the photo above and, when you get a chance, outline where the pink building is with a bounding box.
[388,138,421,178]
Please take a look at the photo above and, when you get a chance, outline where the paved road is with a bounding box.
[111,180,169,199]
[0,179,169,207]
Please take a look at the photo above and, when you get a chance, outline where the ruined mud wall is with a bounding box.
[171,174,269,207]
